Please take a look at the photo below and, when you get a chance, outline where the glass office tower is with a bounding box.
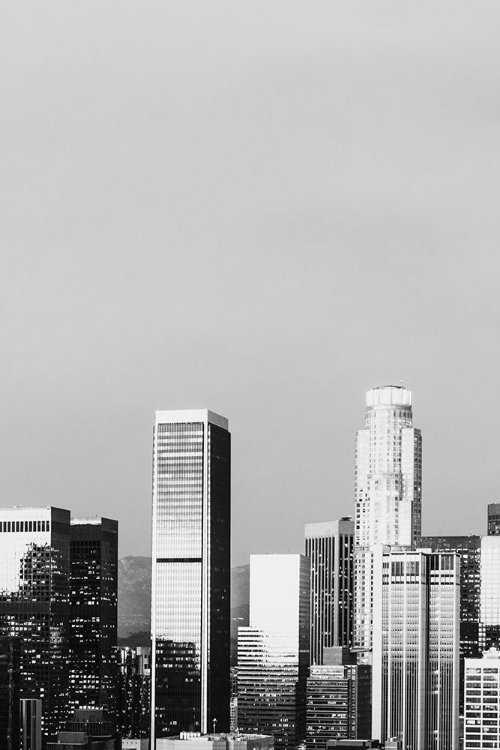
[354,386,422,657]
[305,519,354,664]
[151,410,231,743]
[0,506,71,741]
[420,535,481,712]
[237,554,310,749]
[371,548,459,750]
[479,535,500,652]
[69,517,118,717]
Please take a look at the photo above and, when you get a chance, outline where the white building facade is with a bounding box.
[464,649,500,749]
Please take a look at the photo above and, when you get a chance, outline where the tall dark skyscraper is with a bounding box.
[69,517,118,717]
[151,409,231,743]
[0,507,71,741]
[305,519,354,665]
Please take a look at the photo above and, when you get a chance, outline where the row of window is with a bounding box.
[0,520,50,533]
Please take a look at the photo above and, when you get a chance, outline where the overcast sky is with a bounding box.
[2,1,500,565]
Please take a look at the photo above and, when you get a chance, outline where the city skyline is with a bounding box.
[0,387,497,569]
[2,1,500,568]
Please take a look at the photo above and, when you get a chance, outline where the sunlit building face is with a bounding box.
[237,554,310,750]
[354,385,422,655]
[151,410,231,743]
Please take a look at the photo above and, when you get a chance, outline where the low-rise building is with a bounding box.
[156,732,273,750]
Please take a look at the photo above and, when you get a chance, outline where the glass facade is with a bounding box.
[305,519,354,665]
[374,549,459,750]
[480,536,500,653]
[237,554,310,750]
[354,386,422,656]
[487,504,500,536]
[69,517,118,717]
[421,535,481,713]
[0,506,71,741]
[151,410,230,743]
[305,663,371,750]
[116,646,151,739]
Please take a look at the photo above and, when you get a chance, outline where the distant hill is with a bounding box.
[118,556,249,660]
[118,556,152,639]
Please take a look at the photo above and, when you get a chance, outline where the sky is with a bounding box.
[2,1,500,566]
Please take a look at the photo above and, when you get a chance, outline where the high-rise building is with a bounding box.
[420,535,481,712]
[0,635,20,750]
[371,548,459,750]
[354,386,422,657]
[487,503,500,536]
[69,517,118,717]
[237,554,310,749]
[306,647,371,750]
[116,645,151,739]
[0,507,71,741]
[305,519,354,665]
[151,409,231,743]
[464,648,500,749]
[479,535,500,652]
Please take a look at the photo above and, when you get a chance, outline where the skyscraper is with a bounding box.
[464,648,500,750]
[69,517,118,717]
[371,548,459,750]
[305,519,354,665]
[306,648,371,750]
[354,386,422,657]
[116,646,151,739]
[420,534,481,712]
[151,409,231,742]
[237,554,310,749]
[0,506,71,741]
[479,535,500,652]
[487,503,500,536]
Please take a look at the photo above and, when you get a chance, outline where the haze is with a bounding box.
[2,1,500,565]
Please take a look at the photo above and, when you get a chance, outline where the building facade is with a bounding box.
[306,648,370,750]
[0,506,71,741]
[479,535,500,653]
[116,645,151,739]
[69,517,118,717]
[420,535,481,711]
[47,708,120,750]
[151,410,231,742]
[0,635,20,750]
[305,519,354,664]
[354,386,422,656]
[371,548,459,750]
[237,554,310,749]
[156,733,274,750]
[464,649,500,750]
[487,504,500,536]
